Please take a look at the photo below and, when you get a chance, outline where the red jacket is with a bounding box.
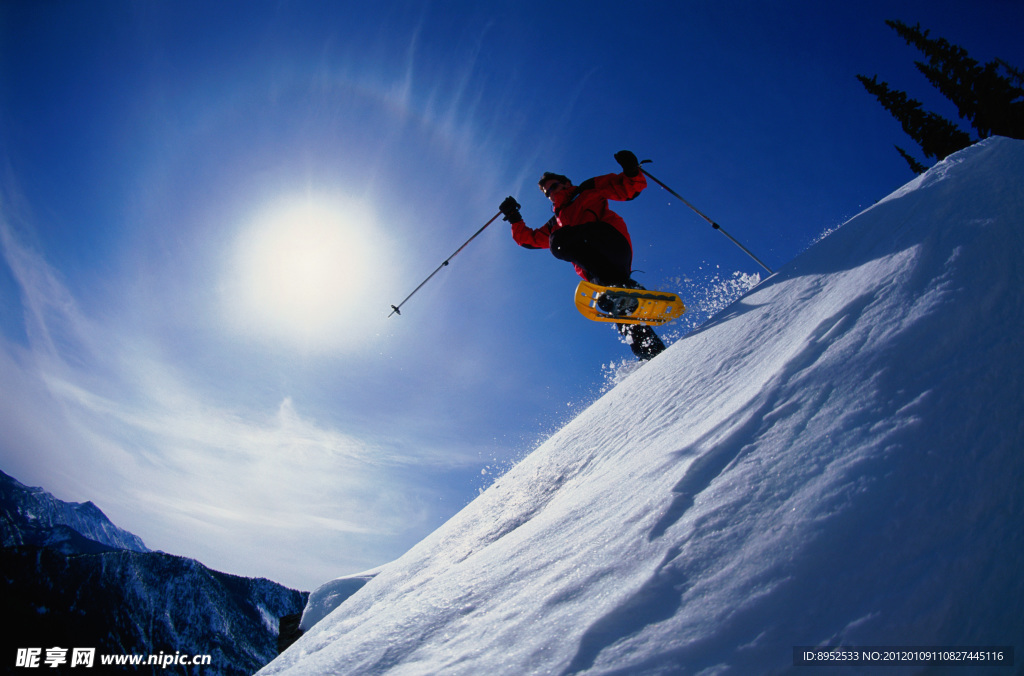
[511,171,647,279]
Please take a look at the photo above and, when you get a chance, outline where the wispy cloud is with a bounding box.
[0,207,474,588]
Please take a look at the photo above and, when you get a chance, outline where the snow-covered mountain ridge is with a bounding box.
[264,137,1024,675]
[2,468,307,675]
[1,469,149,552]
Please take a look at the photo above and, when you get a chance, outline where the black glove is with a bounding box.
[499,196,522,222]
[614,150,640,177]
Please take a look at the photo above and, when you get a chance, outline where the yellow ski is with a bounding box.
[574,281,686,325]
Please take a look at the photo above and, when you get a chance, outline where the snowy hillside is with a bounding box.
[262,137,1024,675]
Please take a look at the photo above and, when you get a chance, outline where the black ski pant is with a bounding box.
[548,221,632,286]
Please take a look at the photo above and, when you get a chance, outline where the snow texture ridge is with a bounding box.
[299,566,385,632]
[262,137,1024,675]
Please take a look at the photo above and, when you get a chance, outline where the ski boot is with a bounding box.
[594,278,643,318]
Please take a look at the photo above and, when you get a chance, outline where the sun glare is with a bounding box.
[226,195,383,351]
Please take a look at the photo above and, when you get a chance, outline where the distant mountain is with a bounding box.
[1,470,307,676]
[1,470,148,552]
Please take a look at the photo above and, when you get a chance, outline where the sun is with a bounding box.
[224,195,382,351]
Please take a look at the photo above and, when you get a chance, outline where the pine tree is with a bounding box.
[886,20,1024,140]
[858,20,1024,173]
[856,74,972,171]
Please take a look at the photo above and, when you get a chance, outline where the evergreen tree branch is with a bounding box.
[856,74,973,159]
[895,145,928,174]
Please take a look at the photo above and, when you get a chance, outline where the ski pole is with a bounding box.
[389,211,502,317]
[640,161,774,275]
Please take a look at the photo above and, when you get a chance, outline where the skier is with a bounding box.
[499,150,666,360]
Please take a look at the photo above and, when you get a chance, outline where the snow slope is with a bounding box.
[261,137,1024,675]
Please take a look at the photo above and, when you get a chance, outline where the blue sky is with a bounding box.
[2,0,1021,590]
